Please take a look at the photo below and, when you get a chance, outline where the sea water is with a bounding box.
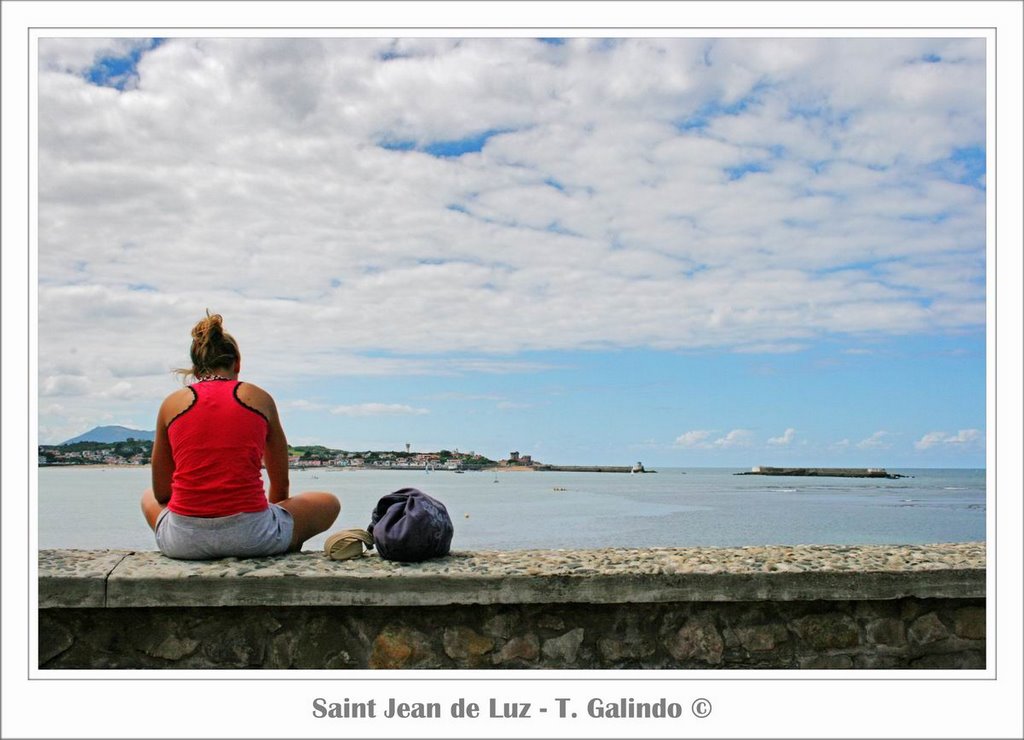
[36,466,986,552]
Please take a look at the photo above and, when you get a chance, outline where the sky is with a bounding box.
[36,36,987,467]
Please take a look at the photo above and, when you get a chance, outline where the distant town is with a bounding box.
[37,439,500,470]
[37,438,547,472]
[37,439,650,473]
[38,439,154,467]
[279,445,501,471]
[38,427,650,472]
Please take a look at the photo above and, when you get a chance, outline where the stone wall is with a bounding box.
[38,543,986,670]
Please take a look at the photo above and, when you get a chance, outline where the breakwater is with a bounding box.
[739,467,908,479]
[39,543,984,669]
[534,465,650,473]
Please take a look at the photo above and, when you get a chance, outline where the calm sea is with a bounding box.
[37,466,986,552]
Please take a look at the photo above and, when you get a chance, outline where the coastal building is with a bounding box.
[501,451,537,467]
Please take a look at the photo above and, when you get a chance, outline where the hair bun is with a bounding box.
[192,311,224,341]
[178,310,238,381]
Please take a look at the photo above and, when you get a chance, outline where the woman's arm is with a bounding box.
[263,396,291,504]
[150,400,175,504]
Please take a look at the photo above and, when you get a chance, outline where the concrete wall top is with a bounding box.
[38,543,986,609]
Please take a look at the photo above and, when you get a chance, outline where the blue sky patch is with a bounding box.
[84,38,164,91]
[724,162,771,181]
[675,116,709,131]
[545,221,579,237]
[380,129,510,158]
[948,146,986,188]
[377,48,413,61]
[786,103,852,134]
[675,84,770,131]
[423,129,507,157]
[900,212,949,225]
[378,139,417,152]
[815,259,892,276]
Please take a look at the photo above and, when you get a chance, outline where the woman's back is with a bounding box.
[167,378,268,517]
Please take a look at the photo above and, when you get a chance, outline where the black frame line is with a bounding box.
[26,25,998,684]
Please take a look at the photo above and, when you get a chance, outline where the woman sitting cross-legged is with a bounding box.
[140,312,340,559]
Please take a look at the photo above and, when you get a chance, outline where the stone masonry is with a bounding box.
[38,543,986,670]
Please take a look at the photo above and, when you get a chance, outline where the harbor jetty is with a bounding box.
[738,467,908,480]
[533,461,655,474]
[497,455,655,474]
[534,464,654,473]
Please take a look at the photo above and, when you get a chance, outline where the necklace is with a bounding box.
[196,374,232,382]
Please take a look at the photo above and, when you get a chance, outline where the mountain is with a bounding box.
[61,426,155,445]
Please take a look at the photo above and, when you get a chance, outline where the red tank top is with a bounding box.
[167,379,269,517]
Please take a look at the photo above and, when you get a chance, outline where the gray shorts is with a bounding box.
[155,505,294,560]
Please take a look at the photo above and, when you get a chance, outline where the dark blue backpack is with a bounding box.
[367,488,454,562]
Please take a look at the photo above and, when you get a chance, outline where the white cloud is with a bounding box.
[35,37,987,440]
[767,428,797,446]
[329,403,429,417]
[670,426,757,451]
[38,38,985,350]
[674,430,713,448]
[714,429,753,448]
[914,431,947,450]
[39,375,90,397]
[915,428,983,450]
[857,431,892,449]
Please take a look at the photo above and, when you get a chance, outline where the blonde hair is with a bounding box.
[175,311,240,381]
